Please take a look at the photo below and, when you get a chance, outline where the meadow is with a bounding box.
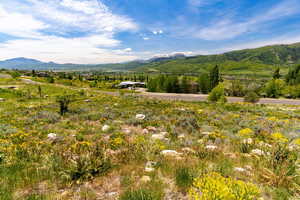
[0,74,300,199]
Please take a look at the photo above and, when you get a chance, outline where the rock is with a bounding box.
[123,128,131,134]
[202,131,211,136]
[205,145,218,151]
[102,125,110,132]
[136,114,146,120]
[47,133,57,140]
[151,134,165,140]
[178,134,185,139]
[147,126,157,132]
[142,129,149,134]
[161,150,182,157]
[84,99,91,102]
[251,149,265,156]
[107,192,118,197]
[145,161,156,172]
[151,132,167,140]
[234,167,246,173]
[140,176,151,183]
[0,98,5,102]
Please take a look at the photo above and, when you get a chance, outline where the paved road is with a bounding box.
[19,78,300,105]
[126,92,300,105]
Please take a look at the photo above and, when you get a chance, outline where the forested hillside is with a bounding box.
[134,43,300,76]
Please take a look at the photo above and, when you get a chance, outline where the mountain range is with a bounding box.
[2,43,300,76]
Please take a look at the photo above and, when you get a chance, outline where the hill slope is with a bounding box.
[134,43,300,76]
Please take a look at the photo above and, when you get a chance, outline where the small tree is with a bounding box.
[273,67,281,79]
[209,65,220,91]
[56,94,74,115]
[38,85,42,98]
[208,83,227,103]
[198,73,210,94]
[264,79,285,98]
[10,71,21,79]
[244,91,260,103]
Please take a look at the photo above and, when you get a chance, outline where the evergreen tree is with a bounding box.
[180,76,189,93]
[209,65,220,91]
[273,67,281,79]
[198,73,210,94]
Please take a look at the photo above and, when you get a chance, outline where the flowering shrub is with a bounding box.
[238,128,254,138]
[270,133,288,143]
[189,172,260,200]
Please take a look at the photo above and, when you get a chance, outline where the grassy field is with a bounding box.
[0,76,300,199]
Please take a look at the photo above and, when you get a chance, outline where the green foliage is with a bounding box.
[9,71,21,79]
[264,79,285,98]
[198,73,210,94]
[120,188,161,200]
[273,67,281,79]
[46,76,54,83]
[225,80,245,97]
[244,91,260,103]
[56,94,75,115]
[175,167,194,191]
[208,83,227,103]
[209,65,220,91]
[286,65,300,85]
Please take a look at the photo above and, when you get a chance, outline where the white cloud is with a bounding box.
[143,37,150,40]
[152,30,164,35]
[0,35,137,64]
[193,0,300,40]
[0,5,46,38]
[0,0,139,63]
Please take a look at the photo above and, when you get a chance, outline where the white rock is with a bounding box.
[123,128,131,134]
[0,98,5,102]
[102,125,110,132]
[234,167,246,173]
[251,149,265,156]
[84,99,91,102]
[202,132,211,136]
[178,134,185,139]
[151,134,165,140]
[142,129,149,134]
[147,126,157,132]
[205,145,218,151]
[161,150,182,157]
[145,161,156,172]
[136,114,146,120]
[47,133,57,140]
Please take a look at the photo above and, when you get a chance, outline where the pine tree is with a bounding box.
[273,67,281,79]
[180,76,189,93]
[198,73,210,94]
[209,65,220,91]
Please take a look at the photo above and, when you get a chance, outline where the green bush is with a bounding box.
[120,188,161,200]
[56,94,75,115]
[175,167,194,191]
[244,91,260,103]
[208,83,227,103]
[264,79,285,98]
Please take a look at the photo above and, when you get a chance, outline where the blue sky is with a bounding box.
[0,0,300,64]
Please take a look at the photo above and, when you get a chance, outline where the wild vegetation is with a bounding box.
[0,70,300,199]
